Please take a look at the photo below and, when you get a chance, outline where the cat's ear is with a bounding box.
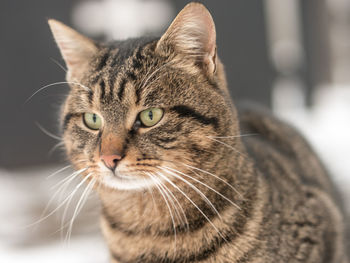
[156,3,217,75]
[48,19,98,80]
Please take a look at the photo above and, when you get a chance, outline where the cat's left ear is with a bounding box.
[156,3,217,75]
[48,19,98,81]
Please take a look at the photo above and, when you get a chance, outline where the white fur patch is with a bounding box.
[101,170,156,191]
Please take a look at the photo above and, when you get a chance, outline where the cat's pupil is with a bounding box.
[93,114,97,123]
[148,110,153,120]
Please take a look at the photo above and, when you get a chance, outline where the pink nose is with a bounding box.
[101,154,122,171]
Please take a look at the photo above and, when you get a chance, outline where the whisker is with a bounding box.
[184,164,244,199]
[146,172,177,252]
[24,81,91,104]
[48,141,65,156]
[65,176,95,243]
[208,133,258,139]
[155,171,227,242]
[34,168,86,230]
[158,180,184,230]
[140,60,175,92]
[144,178,157,211]
[157,179,189,230]
[35,122,62,141]
[53,179,96,238]
[157,167,222,220]
[139,63,154,90]
[50,168,87,190]
[186,166,204,179]
[56,168,90,205]
[46,164,72,180]
[59,173,93,239]
[156,159,243,199]
[154,174,187,228]
[207,136,247,157]
[50,57,67,73]
[96,174,103,192]
[162,166,241,210]
[72,178,96,219]
[25,171,90,228]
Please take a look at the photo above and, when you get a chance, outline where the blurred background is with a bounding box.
[1,0,349,262]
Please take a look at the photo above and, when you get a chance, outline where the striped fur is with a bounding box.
[50,3,349,262]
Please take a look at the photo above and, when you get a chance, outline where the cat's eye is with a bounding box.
[83,113,102,130]
[139,108,163,127]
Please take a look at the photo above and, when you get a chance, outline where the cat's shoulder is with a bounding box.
[236,102,322,176]
[237,102,335,192]
[237,102,307,147]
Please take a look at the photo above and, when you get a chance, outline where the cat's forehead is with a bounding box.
[93,36,159,73]
[105,37,158,67]
[84,37,160,105]
[89,37,160,89]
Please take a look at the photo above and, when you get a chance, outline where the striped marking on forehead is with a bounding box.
[94,37,159,104]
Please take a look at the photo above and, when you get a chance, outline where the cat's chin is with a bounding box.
[101,172,156,191]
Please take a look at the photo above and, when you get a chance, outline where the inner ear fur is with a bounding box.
[48,19,98,81]
[156,2,217,75]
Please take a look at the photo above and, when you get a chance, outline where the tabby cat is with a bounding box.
[48,3,348,262]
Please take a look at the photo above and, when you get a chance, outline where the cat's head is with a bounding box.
[49,3,239,191]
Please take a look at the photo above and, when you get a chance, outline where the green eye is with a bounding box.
[83,113,102,130]
[139,108,163,127]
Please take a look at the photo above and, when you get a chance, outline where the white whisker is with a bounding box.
[158,159,243,199]
[187,166,204,179]
[158,167,222,220]
[140,60,174,91]
[50,168,87,190]
[26,171,90,228]
[59,173,92,239]
[56,168,89,206]
[146,172,177,252]
[65,176,95,243]
[49,141,65,156]
[184,164,243,199]
[208,133,258,139]
[162,166,241,210]
[158,179,189,229]
[207,136,246,157]
[24,81,91,104]
[46,164,72,180]
[35,122,62,141]
[50,57,67,73]
[144,178,157,211]
[154,174,187,228]
[31,168,86,231]
[155,171,227,242]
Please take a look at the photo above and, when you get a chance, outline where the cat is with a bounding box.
[48,2,349,263]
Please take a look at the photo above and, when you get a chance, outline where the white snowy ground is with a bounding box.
[0,86,349,263]
[0,166,108,263]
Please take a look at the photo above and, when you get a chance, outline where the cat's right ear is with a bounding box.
[156,3,217,76]
[48,19,98,81]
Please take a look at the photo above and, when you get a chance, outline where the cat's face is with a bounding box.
[50,3,237,191]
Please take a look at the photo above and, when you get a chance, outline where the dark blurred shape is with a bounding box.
[173,0,274,107]
[300,0,331,105]
[0,0,77,167]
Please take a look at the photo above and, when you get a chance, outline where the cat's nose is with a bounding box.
[101,154,122,171]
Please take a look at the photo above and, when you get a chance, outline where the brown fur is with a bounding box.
[49,3,349,263]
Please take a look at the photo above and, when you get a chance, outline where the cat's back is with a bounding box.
[237,104,349,262]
